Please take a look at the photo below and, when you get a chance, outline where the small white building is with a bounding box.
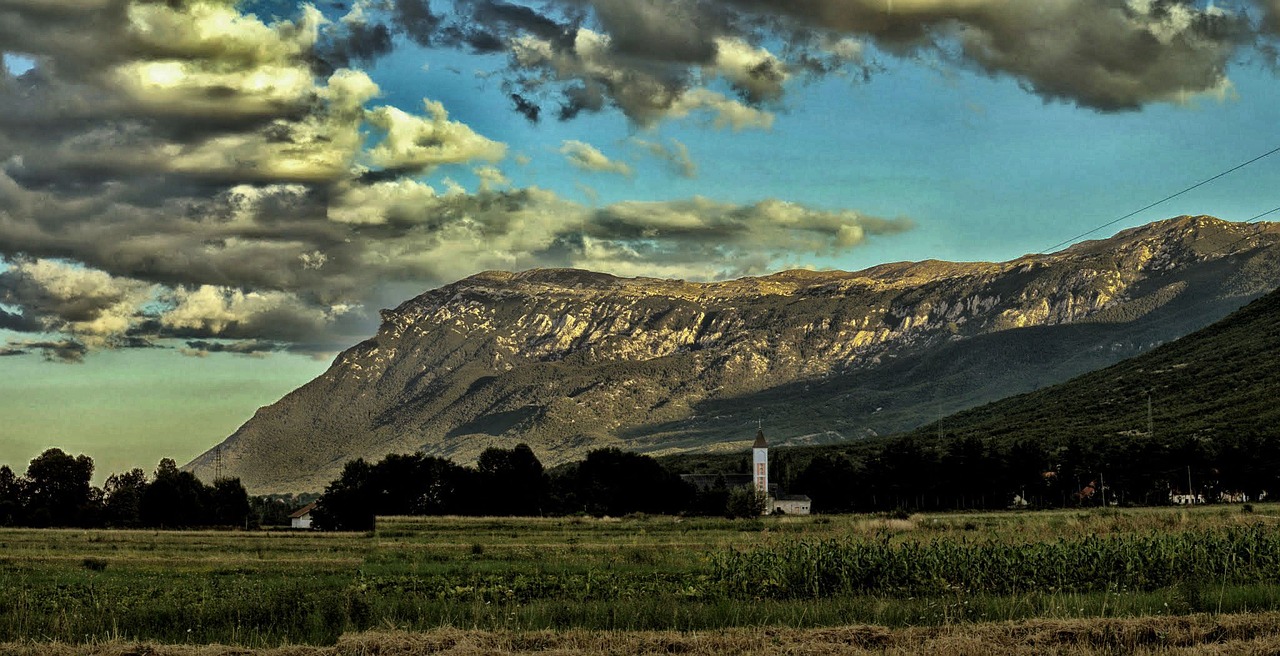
[290,501,317,529]
[770,494,812,515]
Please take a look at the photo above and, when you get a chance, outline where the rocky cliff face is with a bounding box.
[189,216,1280,493]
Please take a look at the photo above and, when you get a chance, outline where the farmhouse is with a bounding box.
[290,501,317,529]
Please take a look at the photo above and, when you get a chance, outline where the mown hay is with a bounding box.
[8,613,1280,656]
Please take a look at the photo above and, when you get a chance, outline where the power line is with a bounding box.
[1244,205,1280,223]
[1040,145,1280,254]
[1179,204,1280,258]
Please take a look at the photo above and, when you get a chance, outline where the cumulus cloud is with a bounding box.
[473,165,510,190]
[710,37,788,103]
[508,28,777,128]
[0,259,155,346]
[365,101,506,174]
[159,285,356,344]
[560,140,633,176]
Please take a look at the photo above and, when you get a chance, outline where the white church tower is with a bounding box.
[752,428,768,494]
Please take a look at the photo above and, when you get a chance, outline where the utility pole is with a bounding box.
[1187,465,1194,504]
[1100,472,1106,507]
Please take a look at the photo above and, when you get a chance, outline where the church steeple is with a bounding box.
[752,428,768,494]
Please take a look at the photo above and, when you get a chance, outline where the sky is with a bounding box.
[3,0,1280,482]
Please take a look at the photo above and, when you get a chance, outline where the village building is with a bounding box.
[290,501,317,529]
[771,494,812,515]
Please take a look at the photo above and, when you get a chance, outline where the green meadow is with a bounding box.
[5,505,1280,649]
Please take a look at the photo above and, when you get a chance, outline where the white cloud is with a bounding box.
[560,140,633,176]
[366,100,507,173]
[711,38,788,103]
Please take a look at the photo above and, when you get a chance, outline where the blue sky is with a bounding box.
[2,0,1280,480]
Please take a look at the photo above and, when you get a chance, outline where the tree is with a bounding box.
[0,465,24,526]
[102,468,148,527]
[24,448,95,527]
[569,448,692,516]
[386,453,473,516]
[313,452,480,530]
[476,443,547,515]
[312,458,376,531]
[140,458,209,527]
[795,453,866,513]
[208,478,251,527]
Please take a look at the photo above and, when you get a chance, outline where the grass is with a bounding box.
[3,504,1280,649]
[11,614,1280,655]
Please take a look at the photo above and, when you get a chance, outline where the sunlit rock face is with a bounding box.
[189,216,1280,493]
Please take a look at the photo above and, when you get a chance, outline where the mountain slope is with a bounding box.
[189,216,1280,493]
[899,276,1280,449]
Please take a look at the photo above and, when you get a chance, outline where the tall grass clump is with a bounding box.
[710,525,1280,598]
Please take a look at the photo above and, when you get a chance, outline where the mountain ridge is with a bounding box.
[188,215,1280,493]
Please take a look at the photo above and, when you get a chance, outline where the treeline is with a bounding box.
[316,428,1280,528]
[678,429,1280,513]
[314,444,763,530]
[0,448,264,528]
[11,426,1274,531]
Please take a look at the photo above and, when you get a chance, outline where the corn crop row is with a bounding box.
[710,526,1280,597]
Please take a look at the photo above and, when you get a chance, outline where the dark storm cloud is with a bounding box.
[1261,0,1280,33]
[344,0,1268,119]
[700,0,1249,110]
[581,0,723,63]
[319,19,394,69]
[5,339,89,363]
[182,339,284,357]
[0,308,38,333]
[390,0,445,47]
[509,93,541,122]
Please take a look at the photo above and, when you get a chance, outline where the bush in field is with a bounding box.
[724,486,767,518]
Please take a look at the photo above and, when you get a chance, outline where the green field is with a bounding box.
[5,505,1280,651]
